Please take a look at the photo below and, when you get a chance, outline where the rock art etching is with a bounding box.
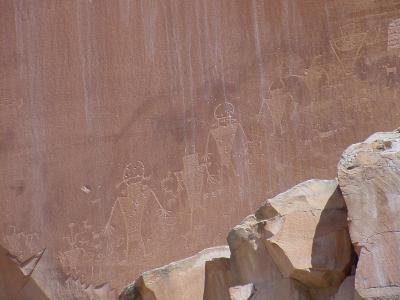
[388,18,400,51]
[120,129,400,300]
[2,0,400,297]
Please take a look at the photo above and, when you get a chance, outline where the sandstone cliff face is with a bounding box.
[120,130,400,300]
[2,0,400,297]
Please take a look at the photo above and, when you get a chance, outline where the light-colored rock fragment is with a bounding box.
[255,179,352,288]
[338,130,400,298]
[119,246,230,300]
[229,283,254,300]
[227,215,310,299]
[228,215,284,287]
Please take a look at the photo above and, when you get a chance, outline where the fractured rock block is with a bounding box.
[338,130,400,299]
[119,246,230,300]
[255,179,352,289]
[227,215,310,299]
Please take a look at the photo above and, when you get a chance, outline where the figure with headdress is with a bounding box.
[203,102,251,217]
[104,161,169,258]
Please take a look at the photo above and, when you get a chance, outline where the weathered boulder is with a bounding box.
[338,130,400,299]
[227,215,310,299]
[227,215,284,287]
[119,246,230,300]
[255,179,352,289]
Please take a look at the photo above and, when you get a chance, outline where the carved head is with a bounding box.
[123,161,145,185]
[214,102,235,126]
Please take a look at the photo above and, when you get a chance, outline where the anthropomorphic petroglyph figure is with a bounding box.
[105,161,169,257]
[303,56,330,100]
[204,103,247,182]
[58,222,91,276]
[175,154,206,232]
[330,24,368,74]
[160,171,186,229]
[258,79,294,135]
[204,102,251,217]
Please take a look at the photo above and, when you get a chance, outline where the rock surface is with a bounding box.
[333,276,356,300]
[120,128,400,299]
[0,246,111,300]
[2,0,400,296]
[120,178,357,299]
[228,284,254,300]
[256,179,351,288]
[338,131,400,299]
[119,246,230,300]
[2,0,400,294]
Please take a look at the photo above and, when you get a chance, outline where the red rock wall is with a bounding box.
[1,0,400,293]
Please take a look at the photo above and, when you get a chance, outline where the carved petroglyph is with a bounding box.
[257,80,294,135]
[106,162,170,257]
[179,153,206,231]
[388,18,400,51]
[3,225,40,260]
[303,56,330,100]
[57,103,255,289]
[330,24,369,74]
[205,103,249,182]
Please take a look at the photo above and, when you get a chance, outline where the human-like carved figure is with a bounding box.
[330,24,368,74]
[258,78,295,136]
[58,222,90,276]
[204,103,248,183]
[105,161,170,257]
[175,154,206,232]
[203,103,251,217]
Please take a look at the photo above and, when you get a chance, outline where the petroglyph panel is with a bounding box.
[1,0,400,296]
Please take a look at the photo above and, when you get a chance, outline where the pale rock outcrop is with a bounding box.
[338,130,400,299]
[227,215,310,299]
[255,179,352,289]
[119,246,230,300]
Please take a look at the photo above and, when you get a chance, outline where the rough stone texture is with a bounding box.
[338,131,400,299]
[0,246,112,300]
[119,246,230,300]
[2,0,400,296]
[227,215,312,299]
[227,215,284,288]
[255,179,352,288]
[203,257,232,300]
[333,276,355,300]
